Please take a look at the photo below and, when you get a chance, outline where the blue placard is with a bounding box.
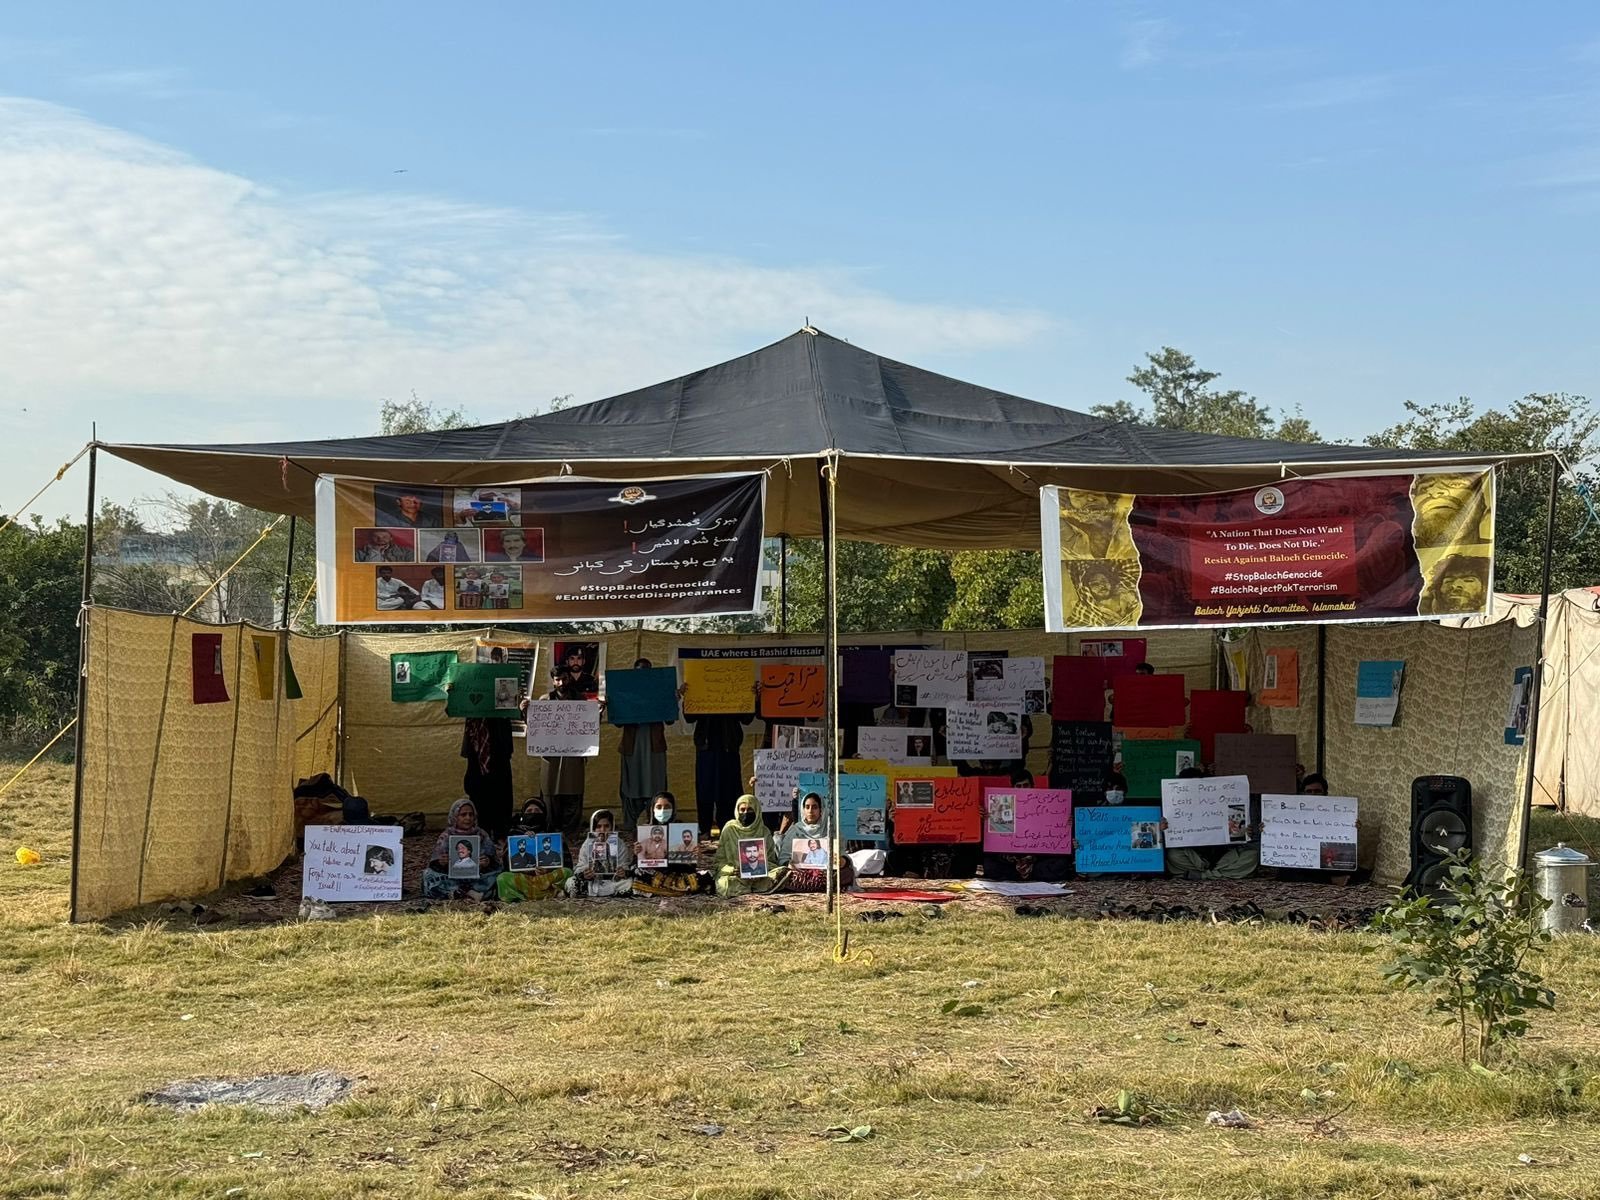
[798,771,889,844]
[1356,660,1405,698]
[606,667,680,726]
[1073,805,1165,873]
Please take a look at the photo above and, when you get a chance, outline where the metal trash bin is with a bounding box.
[1533,843,1594,934]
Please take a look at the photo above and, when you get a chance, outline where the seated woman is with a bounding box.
[775,791,856,893]
[566,809,635,897]
[632,791,711,896]
[713,794,785,897]
[981,769,1073,883]
[422,798,502,900]
[1162,767,1261,881]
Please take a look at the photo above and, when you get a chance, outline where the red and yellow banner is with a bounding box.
[1041,469,1494,631]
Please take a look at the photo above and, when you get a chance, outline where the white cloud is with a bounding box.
[71,67,190,99]
[0,97,1055,478]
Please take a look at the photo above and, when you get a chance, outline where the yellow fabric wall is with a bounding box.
[74,607,341,922]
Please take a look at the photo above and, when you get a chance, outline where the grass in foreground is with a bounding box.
[4,763,1600,1198]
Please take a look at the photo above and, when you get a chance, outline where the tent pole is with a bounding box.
[68,438,98,924]
[1315,625,1327,778]
[817,458,839,917]
[1518,456,1560,871]
[279,515,298,630]
[779,534,789,634]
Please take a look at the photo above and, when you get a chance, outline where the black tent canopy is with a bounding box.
[103,328,1516,550]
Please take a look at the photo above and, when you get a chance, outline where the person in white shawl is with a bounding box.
[565,809,634,897]
[775,791,855,892]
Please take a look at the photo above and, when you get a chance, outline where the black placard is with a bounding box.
[1050,720,1115,794]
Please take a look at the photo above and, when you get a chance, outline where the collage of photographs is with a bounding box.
[356,484,546,613]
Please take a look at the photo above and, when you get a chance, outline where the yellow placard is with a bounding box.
[249,635,277,700]
[681,658,757,715]
[841,759,891,775]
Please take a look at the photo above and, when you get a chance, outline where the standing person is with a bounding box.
[539,671,591,852]
[460,712,514,841]
[687,694,754,834]
[617,657,671,830]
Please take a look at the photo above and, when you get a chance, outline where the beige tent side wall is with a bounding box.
[75,607,341,922]
[1247,621,1536,884]
[339,627,1217,818]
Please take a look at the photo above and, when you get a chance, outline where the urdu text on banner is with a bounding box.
[315,473,766,625]
[1039,469,1494,632]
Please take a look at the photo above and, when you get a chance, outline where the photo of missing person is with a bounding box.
[417,566,448,611]
[669,823,698,863]
[895,780,935,809]
[1417,551,1491,616]
[508,835,539,872]
[772,724,823,750]
[905,734,933,759]
[375,565,423,611]
[1063,557,1143,628]
[895,683,918,707]
[1320,841,1358,871]
[449,835,481,879]
[986,711,1019,736]
[1227,803,1248,844]
[493,676,520,710]
[535,833,564,869]
[794,837,829,867]
[454,566,485,610]
[484,526,547,563]
[466,567,524,611]
[1411,473,1491,548]
[353,527,416,563]
[1058,489,1136,559]
[373,485,444,529]
[363,844,396,875]
[1130,821,1160,850]
[419,528,481,562]
[452,487,521,527]
[738,838,769,879]
[971,657,1005,681]
[987,793,1016,835]
[1024,689,1046,715]
[551,642,602,699]
[1175,751,1196,773]
[638,824,670,867]
[856,808,886,837]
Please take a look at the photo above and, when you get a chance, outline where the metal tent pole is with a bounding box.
[68,439,98,923]
[779,533,789,634]
[818,459,839,916]
[279,515,298,629]
[1518,457,1561,870]
[1315,625,1327,778]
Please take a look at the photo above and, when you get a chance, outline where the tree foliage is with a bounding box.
[0,518,85,741]
[782,541,954,633]
[1092,346,1323,444]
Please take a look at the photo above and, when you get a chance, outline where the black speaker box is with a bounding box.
[1405,774,1472,891]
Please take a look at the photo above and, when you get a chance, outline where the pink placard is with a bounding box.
[982,788,1074,855]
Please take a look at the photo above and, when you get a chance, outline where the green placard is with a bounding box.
[1121,738,1202,800]
[390,651,458,703]
[283,642,303,701]
[445,662,524,718]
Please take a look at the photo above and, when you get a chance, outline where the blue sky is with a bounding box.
[2,3,1597,516]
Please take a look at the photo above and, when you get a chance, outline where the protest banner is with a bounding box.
[1261,793,1360,869]
[1213,733,1299,795]
[982,788,1073,854]
[1041,470,1494,631]
[1049,720,1114,793]
[755,747,825,813]
[303,825,403,901]
[944,702,1023,759]
[892,649,969,706]
[760,663,826,719]
[1073,806,1165,873]
[1121,738,1201,799]
[605,666,680,726]
[857,727,936,764]
[524,699,601,757]
[1160,774,1250,848]
[682,657,757,714]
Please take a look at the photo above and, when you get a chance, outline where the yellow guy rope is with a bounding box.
[0,514,287,803]
[0,443,91,537]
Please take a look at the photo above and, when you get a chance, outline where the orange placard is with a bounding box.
[1259,648,1300,708]
[892,777,983,844]
[760,663,826,719]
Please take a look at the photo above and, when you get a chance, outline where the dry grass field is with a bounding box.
[4,758,1600,1199]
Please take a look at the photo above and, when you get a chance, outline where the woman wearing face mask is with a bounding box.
[631,792,712,896]
[713,794,785,897]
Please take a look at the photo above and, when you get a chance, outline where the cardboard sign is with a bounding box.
[892,650,969,707]
[1073,806,1165,873]
[840,648,893,705]
[682,657,757,715]
[606,667,680,726]
[445,662,524,718]
[970,655,1046,712]
[302,825,403,901]
[772,724,823,750]
[507,832,566,871]
[1049,721,1115,793]
[754,747,825,813]
[1213,733,1299,796]
[1188,689,1249,761]
[192,632,229,704]
[1121,738,1201,799]
[893,776,983,844]
[390,650,456,703]
[760,663,826,719]
[945,702,1023,760]
[1261,794,1360,869]
[857,726,936,764]
[1052,656,1109,722]
[1260,647,1299,708]
[841,758,891,776]
[1355,660,1405,727]
[1113,674,1186,727]
[524,699,601,757]
[1160,774,1251,849]
[474,638,539,700]
[982,788,1074,854]
[636,824,672,868]
[799,771,889,843]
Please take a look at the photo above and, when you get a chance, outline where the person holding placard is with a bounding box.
[539,673,597,851]
[980,770,1074,884]
[422,798,502,899]
[1161,768,1262,881]
[631,792,712,895]
[713,794,784,897]
[617,657,673,831]
[776,791,855,893]
[565,810,635,898]
[688,687,756,834]
[461,712,515,841]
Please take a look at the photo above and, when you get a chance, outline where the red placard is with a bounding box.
[192,633,229,704]
[1112,674,1185,727]
[1188,689,1249,761]
[1051,656,1109,722]
[893,777,982,844]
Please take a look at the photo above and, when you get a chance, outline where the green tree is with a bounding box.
[0,518,85,742]
[783,541,954,633]
[1094,346,1323,443]
[379,393,475,436]
[1367,394,1598,593]
[944,550,1043,630]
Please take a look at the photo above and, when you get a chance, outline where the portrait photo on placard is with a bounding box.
[352,527,416,563]
[895,780,935,809]
[895,683,918,707]
[452,486,521,527]
[986,710,1019,736]
[484,526,546,563]
[448,835,481,878]
[905,733,933,759]
[738,838,770,879]
[493,676,521,711]
[792,837,829,867]
[1320,841,1358,871]
[551,641,602,698]
[1130,821,1161,850]
[1228,803,1249,843]
[856,807,886,837]
[772,724,823,750]
[373,484,444,529]
[638,824,670,867]
[363,843,397,876]
[669,823,699,862]
[987,793,1016,835]
[419,528,481,563]
[507,835,540,871]
[534,833,565,868]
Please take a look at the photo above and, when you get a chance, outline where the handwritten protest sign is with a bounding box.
[606,667,679,726]
[1261,793,1360,869]
[982,788,1073,854]
[1073,806,1165,873]
[303,825,403,901]
[1049,721,1114,792]
[1260,647,1299,708]
[841,758,891,775]
[894,776,983,844]
[1121,738,1201,799]
[1213,733,1298,796]
[474,638,539,699]
[971,655,1046,711]
[682,657,756,714]
[524,699,601,757]
[1160,774,1250,849]
[858,726,936,764]
[800,771,889,843]
[892,649,968,706]
[760,663,826,719]
[945,702,1022,760]
[755,747,825,813]
[390,651,456,703]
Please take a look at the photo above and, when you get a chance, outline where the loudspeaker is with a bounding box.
[1405,775,1472,891]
